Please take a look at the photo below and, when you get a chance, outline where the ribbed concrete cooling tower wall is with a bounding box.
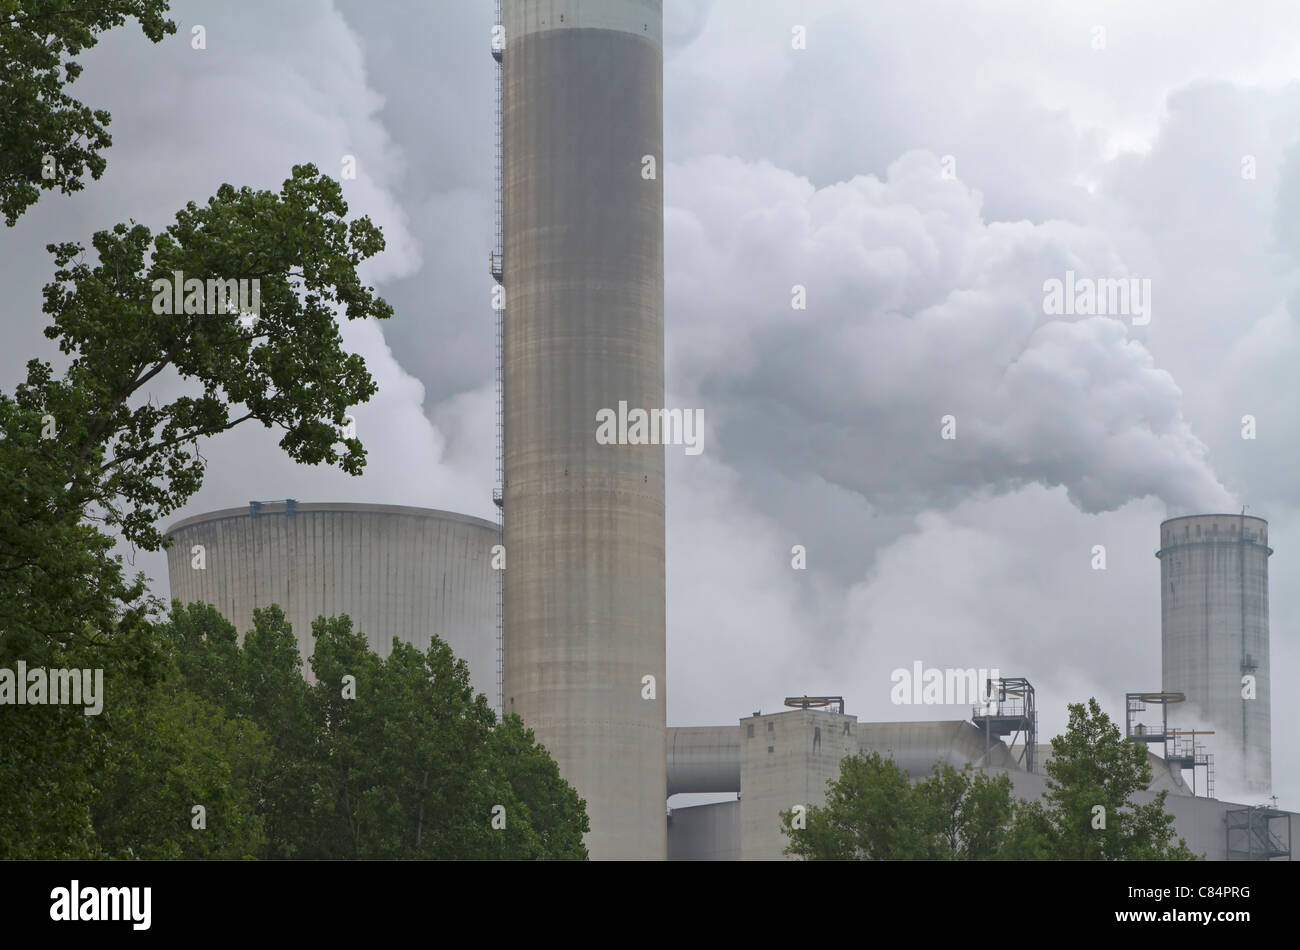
[164,503,500,699]
[1157,514,1271,794]
[501,0,666,859]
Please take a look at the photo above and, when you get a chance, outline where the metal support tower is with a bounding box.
[1165,730,1214,797]
[971,676,1037,773]
[1126,690,1216,797]
[1126,690,1183,747]
[1226,804,1292,860]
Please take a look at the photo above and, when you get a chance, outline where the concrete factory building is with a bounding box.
[163,502,500,699]
[666,703,1294,861]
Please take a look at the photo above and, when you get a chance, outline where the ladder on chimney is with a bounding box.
[490,0,505,718]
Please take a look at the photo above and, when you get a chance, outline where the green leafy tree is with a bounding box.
[0,608,270,860]
[148,603,589,860]
[997,799,1055,860]
[782,701,1194,861]
[0,698,101,859]
[0,605,165,859]
[783,753,1015,860]
[0,0,176,225]
[302,613,384,858]
[0,164,391,665]
[158,603,316,857]
[780,753,935,857]
[236,607,318,856]
[0,165,389,855]
[914,763,1014,859]
[485,713,589,860]
[90,682,270,859]
[306,616,588,859]
[159,601,244,713]
[1005,698,1198,860]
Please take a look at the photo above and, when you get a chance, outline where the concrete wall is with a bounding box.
[1158,514,1271,794]
[164,503,499,699]
[739,709,862,860]
[667,800,740,860]
[501,0,666,860]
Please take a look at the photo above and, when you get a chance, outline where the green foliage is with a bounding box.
[0,696,101,859]
[917,762,1014,859]
[158,603,316,857]
[0,607,168,859]
[0,613,267,860]
[90,685,270,860]
[0,136,577,858]
[997,799,1055,860]
[1004,698,1198,860]
[487,714,590,860]
[2,602,590,860]
[782,698,1198,861]
[304,615,588,859]
[782,752,1012,860]
[0,165,390,664]
[154,604,589,860]
[0,36,519,856]
[0,0,176,225]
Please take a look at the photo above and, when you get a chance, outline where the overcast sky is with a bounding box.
[3,0,1298,809]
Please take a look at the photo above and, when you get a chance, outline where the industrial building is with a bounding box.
[158,500,1296,860]
[665,698,1293,861]
[667,708,1022,860]
[163,502,500,699]
[164,501,1294,859]
[161,1,1293,862]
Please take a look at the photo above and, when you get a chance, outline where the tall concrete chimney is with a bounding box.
[500,0,666,859]
[1158,514,1272,795]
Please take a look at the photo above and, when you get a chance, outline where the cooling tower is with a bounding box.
[164,502,500,699]
[500,0,666,859]
[1157,514,1271,794]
